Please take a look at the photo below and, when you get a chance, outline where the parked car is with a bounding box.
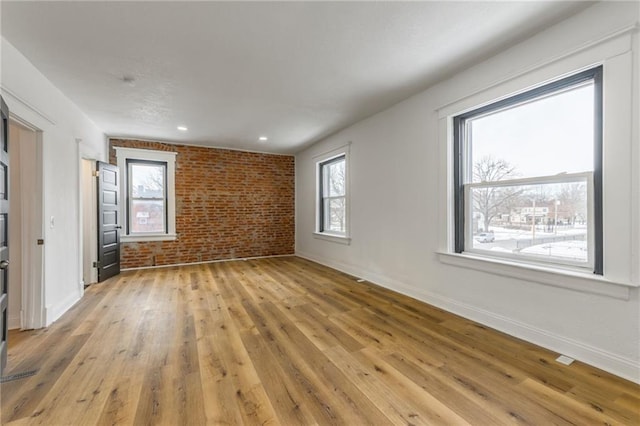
[475,231,495,243]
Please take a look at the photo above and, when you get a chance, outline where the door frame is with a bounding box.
[9,115,45,330]
[78,154,98,289]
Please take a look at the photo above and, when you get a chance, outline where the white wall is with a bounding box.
[1,38,107,327]
[296,2,640,383]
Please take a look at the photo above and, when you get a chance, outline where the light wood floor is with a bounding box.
[2,256,639,425]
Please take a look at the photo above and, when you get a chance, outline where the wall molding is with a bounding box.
[295,250,640,384]
[0,84,56,125]
[108,136,295,157]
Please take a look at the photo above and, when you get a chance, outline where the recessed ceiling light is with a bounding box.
[258,136,268,142]
[177,126,188,131]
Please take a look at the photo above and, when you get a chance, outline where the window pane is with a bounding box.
[130,200,165,233]
[323,159,345,197]
[131,163,165,198]
[323,197,346,233]
[469,180,588,263]
[469,83,594,181]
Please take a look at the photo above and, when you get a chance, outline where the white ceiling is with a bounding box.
[1,1,590,154]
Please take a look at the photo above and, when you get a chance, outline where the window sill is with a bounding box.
[121,233,177,243]
[437,251,635,300]
[313,232,351,245]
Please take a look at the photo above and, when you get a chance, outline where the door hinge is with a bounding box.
[36,239,44,245]
[93,261,101,268]
[92,170,100,177]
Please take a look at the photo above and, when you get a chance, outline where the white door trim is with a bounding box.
[9,116,45,330]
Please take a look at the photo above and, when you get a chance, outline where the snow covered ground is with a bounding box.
[473,225,588,262]
[520,240,587,261]
[487,225,586,242]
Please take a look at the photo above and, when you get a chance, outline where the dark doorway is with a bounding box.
[97,161,120,282]
[0,96,10,375]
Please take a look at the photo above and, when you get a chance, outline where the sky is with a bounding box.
[469,83,594,181]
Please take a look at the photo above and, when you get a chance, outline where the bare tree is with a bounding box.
[473,156,521,232]
[328,161,345,195]
[558,182,587,225]
[146,169,164,194]
[131,165,164,198]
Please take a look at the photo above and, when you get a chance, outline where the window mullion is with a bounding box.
[467,172,592,189]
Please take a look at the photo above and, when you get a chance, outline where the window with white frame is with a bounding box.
[453,66,603,273]
[317,154,348,237]
[128,160,166,234]
[115,147,177,242]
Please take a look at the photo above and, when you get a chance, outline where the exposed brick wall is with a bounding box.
[110,139,295,268]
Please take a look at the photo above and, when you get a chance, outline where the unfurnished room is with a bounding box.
[0,1,639,425]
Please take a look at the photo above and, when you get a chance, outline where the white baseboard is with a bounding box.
[8,313,20,330]
[45,288,82,326]
[120,253,295,271]
[295,250,640,384]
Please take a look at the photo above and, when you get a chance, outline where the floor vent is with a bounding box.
[555,355,575,366]
[1,369,39,383]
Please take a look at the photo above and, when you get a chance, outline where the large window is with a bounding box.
[317,154,348,237]
[453,66,602,273]
[115,147,177,242]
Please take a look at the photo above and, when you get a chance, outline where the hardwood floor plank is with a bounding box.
[2,334,91,424]
[324,345,437,425]
[382,350,509,425]
[240,328,318,425]
[258,300,389,425]
[210,312,278,424]
[240,300,347,424]
[131,366,171,425]
[259,259,358,315]
[286,304,364,352]
[196,332,245,425]
[2,256,637,425]
[518,378,622,425]
[354,346,472,425]
[95,375,143,426]
[566,384,640,424]
[26,304,149,424]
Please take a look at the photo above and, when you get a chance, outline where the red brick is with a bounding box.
[110,139,295,268]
